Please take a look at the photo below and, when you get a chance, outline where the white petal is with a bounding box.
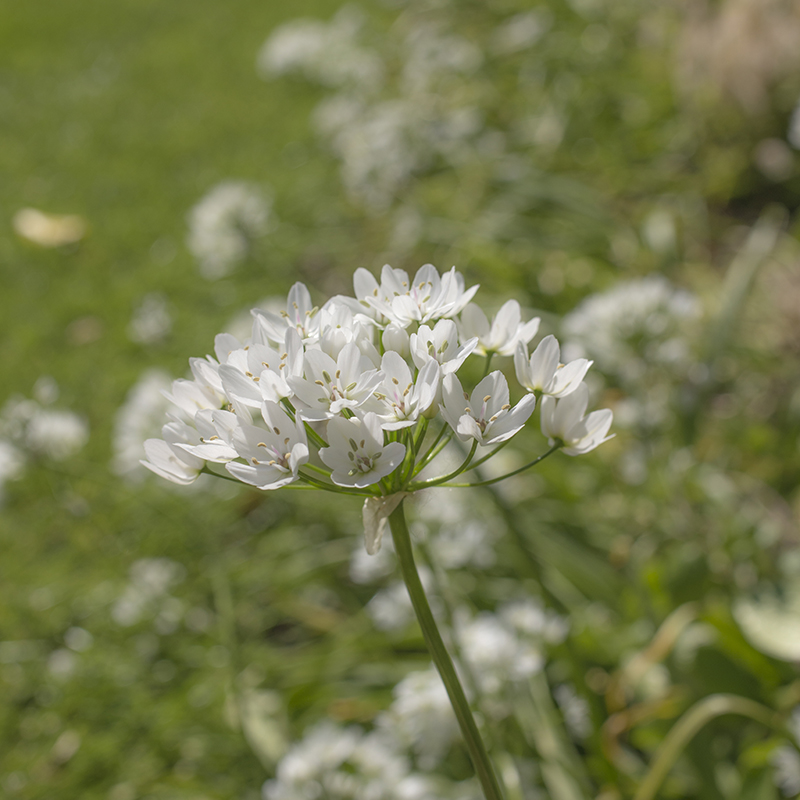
[548,358,593,398]
[354,267,379,300]
[529,335,560,391]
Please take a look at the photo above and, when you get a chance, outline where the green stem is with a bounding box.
[467,439,512,471]
[200,465,241,484]
[443,445,560,488]
[304,421,329,450]
[281,399,328,449]
[303,463,333,477]
[388,501,505,800]
[410,440,478,490]
[415,540,486,733]
[297,471,374,497]
[399,427,420,487]
[633,694,786,800]
[413,423,452,476]
[412,417,429,451]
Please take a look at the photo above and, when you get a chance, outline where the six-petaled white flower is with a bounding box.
[141,428,205,485]
[357,264,478,329]
[218,329,304,408]
[320,413,406,487]
[410,319,477,375]
[515,335,592,398]
[252,282,322,343]
[441,371,536,446]
[540,383,614,456]
[459,300,540,357]
[226,401,309,488]
[289,342,383,421]
[372,353,439,430]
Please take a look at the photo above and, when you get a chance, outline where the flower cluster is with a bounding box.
[261,595,570,798]
[0,377,89,504]
[263,719,481,800]
[562,275,700,385]
[142,264,613,547]
[186,180,272,280]
[259,9,486,212]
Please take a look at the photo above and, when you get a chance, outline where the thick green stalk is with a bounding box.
[388,501,505,800]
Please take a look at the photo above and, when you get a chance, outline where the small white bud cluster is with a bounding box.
[141,264,613,546]
[186,181,272,280]
[0,378,89,503]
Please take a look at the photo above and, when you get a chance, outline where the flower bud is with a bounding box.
[383,325,410,358]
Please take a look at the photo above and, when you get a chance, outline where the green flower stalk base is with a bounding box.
[389,500,506,800]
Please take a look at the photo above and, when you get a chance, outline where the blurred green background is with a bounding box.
[2,0,800,798]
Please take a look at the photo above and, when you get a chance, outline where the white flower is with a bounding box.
[265,721,362,798]
[772,746,800,798]
[320,414,405,488]
[0,386,87,464]
[377,669,459,769]
[382,325,410,358]
[141,434,203,486]
[366,567,437,632]
[317,302,381,366]
[217,329,304,408]
[173,409,241,463]
[162,378,223,421]
[289,342,383,421]
[458,300,540,357]
[561,276,700,385]
[257,7,383,91]
[140,369,239,485]
[456,609,544,701]
[225,402,309,489]
[401,24,482,94]
[360,264,478,329]
[0,440,24,482]
[25,408,89,461]
[410,319,477,375]
[373,352,439,430]
[252,282,321,344]
[500,598,568,644]
[264,720,417,800]
[0,440,25,505]
[441,371,535,446]
[112,370,173,481]
[187,181,270,280]
[514,335,591,398]
[350,534,396,584]
[127,293,172,345]
[554,684,592,740]
[540,383,614,456]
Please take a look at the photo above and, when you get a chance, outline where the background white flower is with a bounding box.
[187,180,271,280]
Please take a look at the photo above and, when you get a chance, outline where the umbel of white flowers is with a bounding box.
[142,264,613,552]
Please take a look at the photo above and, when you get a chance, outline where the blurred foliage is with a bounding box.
[1,0,800,798]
